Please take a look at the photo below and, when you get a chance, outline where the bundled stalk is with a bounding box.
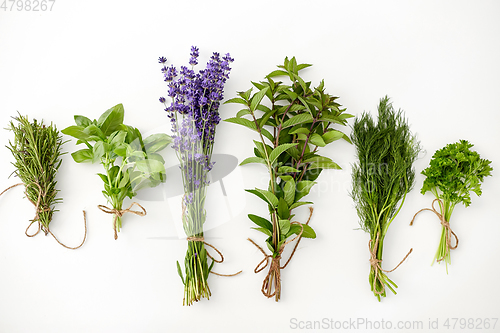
[350,97,420,300]
[5,114,64,234]
[412,140,492,268]
[2,114,86,248]
[158,47,235,306]
[225,57,352,301]
[63,104,172,239]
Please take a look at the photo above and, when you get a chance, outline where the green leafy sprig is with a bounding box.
[62,104,172,239]
[350,96,420,301]
[225,57,353,301]
[6,113,65,234]
[415,140,492,267]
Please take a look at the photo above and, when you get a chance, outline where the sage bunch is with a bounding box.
[225,57,352,301]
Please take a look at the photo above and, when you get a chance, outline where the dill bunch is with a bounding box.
[6,113,65,234]
[351,96,420,300]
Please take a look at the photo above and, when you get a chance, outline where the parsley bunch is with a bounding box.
[418,140,492,266]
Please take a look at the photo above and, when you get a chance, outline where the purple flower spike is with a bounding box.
[158,56,167,64]
[158,46,233,192]
[189,46,199,66]
[223,53,234,63]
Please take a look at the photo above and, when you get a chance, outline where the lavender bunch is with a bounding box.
[159,47,233,305]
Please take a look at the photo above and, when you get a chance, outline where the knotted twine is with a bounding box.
[97,202,146,240]
[369,231,413,295]
[248,206,313,299]
[181,195,242,277]
[186,236,242,277]
[0,182,87,249]
[410,198,458,261]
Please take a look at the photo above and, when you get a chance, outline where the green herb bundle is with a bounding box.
[62,104,172,239]
[5,114,64,235]
[412,140,492,267]
[350,96,420,300]
[225,57,353,301]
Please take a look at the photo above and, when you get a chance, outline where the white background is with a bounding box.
[1,1,499,332]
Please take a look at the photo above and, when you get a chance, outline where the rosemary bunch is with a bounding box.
[350,96,420,300]
[6,114,64,234]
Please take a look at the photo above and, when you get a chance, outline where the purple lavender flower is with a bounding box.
[164,65,178,82]
[183,192,194,205]
[159,97,166,103]
[189,46,199,66]
[223,53,234,63]
[158,56,167,64]
[159,46,233,206]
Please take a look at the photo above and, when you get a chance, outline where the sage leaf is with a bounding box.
[246,188,279,207]
[283,179,296,206]
[279,219,291,235]
[248,214,273,231]
[269,143,298,164]
[240,156,266,166]
[252,227,273,237]
[281,113,313,128]
[309,133,326,147]
[250,87,269,112]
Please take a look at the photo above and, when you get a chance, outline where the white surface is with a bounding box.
[1,1,499,332]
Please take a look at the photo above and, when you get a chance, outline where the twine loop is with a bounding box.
[369,231,413,295]
[187,236,242,277]
[98,202,146,240]
[1,182,86,249]
[249,207,313,299]
[410,198,458,261]
[181,194,241,277]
